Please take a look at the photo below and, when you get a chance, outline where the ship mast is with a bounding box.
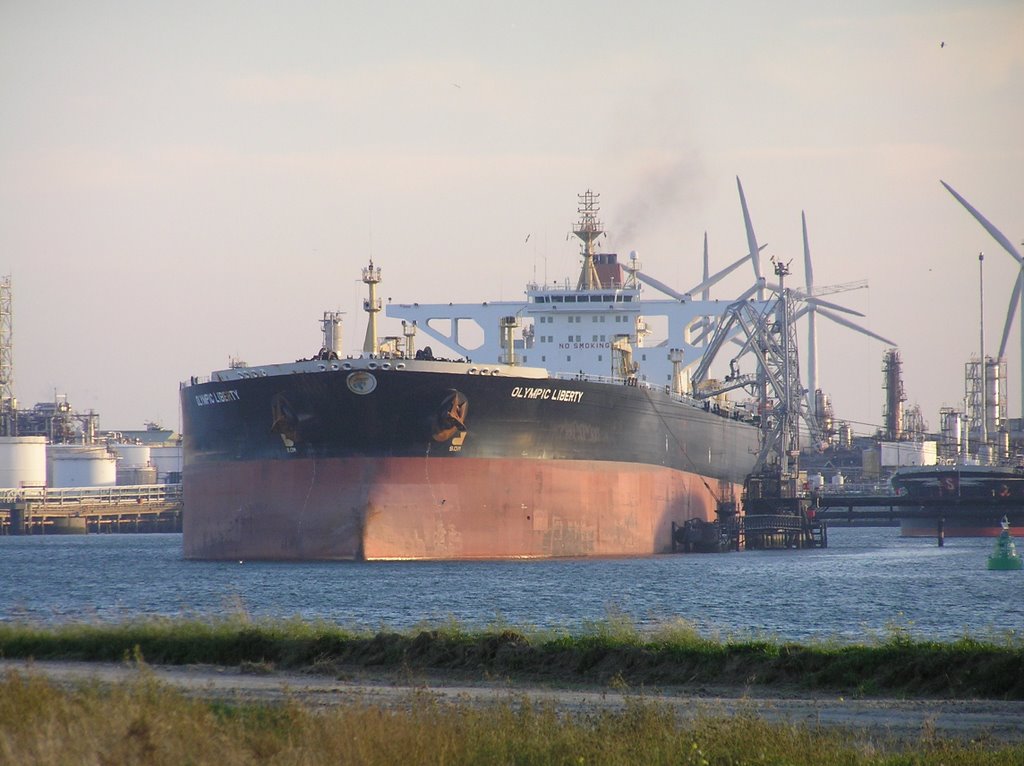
[362,259,382,355]
[573,190,603,291]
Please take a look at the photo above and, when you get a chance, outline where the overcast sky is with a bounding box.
[1,0,1021,436]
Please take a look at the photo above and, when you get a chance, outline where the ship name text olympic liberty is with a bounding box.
[195,390,241,406]
[510,387,584,403]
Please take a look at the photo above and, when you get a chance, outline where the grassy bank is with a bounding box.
[2,615,1023,699]
[2,669,1023,765]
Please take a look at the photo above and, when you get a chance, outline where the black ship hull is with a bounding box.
[181,360,761,560]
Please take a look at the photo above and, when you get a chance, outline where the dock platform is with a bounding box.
[0,484,182,535]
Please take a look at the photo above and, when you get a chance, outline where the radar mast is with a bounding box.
[573,190,604,290]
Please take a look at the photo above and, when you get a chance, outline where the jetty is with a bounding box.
[0,484,182,535]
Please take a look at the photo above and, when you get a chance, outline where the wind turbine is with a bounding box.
[803,212,817,399]
[733,182,895,445]
[736,181,894,351]
[797,210,883,401]
[737,177,765,300]
[940,180,1024,419]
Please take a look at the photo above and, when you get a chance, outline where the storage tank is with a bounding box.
[50,449,117,488]
[112,443,151,468]
[151,445,183,482]
[117,465,157,485]
[880,440,938,467]
[0,436,47,489]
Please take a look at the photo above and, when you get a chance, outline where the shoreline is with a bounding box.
[4,658,1024,743]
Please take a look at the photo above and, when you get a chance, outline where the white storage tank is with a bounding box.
[0,436,47,489]
[880,440,938,467]
[151,445,183,482]
[50,449,117,488]
[112,443,151,468]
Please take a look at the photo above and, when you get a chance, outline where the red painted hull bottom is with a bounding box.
[183,457,736,561]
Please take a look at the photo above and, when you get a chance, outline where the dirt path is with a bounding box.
[4,659,1023,742]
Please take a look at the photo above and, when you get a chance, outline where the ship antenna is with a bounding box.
[362,258,382,355]
[573,190,604,290]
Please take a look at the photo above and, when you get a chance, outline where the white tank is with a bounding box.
[0,436,47,489]
[47,445,100,486]
[151,445,183,481]
[50,451,117,488]
[112,443,151,468]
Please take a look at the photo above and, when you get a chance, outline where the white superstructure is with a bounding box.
[388,274,757,390]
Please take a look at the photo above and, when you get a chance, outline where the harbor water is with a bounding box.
[1,527,1020,642]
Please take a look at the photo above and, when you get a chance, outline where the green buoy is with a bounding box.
[987,516,1023,571]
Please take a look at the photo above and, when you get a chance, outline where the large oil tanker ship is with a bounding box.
[180,192,763,560]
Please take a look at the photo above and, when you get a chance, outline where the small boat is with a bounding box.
[987,516,1023,571]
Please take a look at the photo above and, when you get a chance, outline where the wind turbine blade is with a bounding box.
[737,177,763,286]
[702,232,710,301]
[816,306,896,346]
[790,299,865,320]
[802,211,814,291]
[941,180,1024,264]
[630,270,687,301]
[998,271,1023,359]
[684,248,764,296]
[728,280,764,306]
[804,295,865,317]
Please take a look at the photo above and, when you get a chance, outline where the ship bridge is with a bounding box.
[386,287,767,392]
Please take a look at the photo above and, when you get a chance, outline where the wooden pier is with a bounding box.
[0,484,182,535]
